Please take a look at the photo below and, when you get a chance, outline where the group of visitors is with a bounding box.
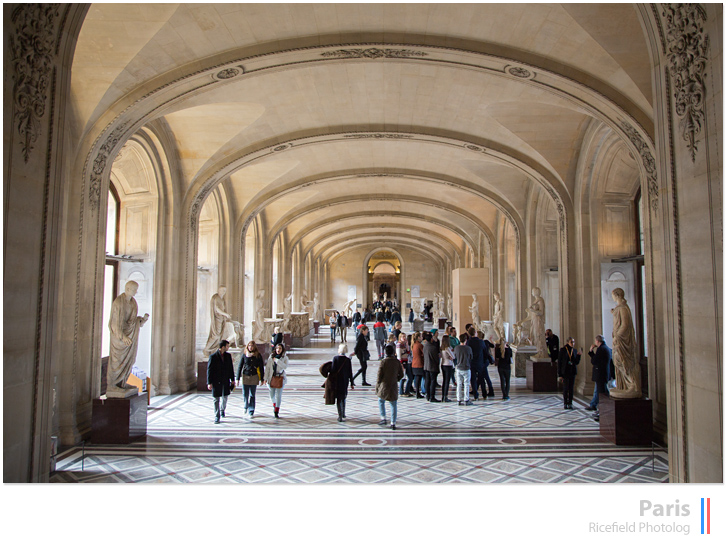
[206,339,289,423]
[207,312,609,426]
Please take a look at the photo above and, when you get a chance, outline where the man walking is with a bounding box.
[207,339,235,423]
[557,337,581,409]
[585,335,612,420]
[338,311,348,342]
[422,332,441,402]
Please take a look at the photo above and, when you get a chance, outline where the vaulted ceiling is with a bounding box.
[71,3,652,266]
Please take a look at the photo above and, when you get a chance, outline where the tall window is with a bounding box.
[634,191,647,358]
[101,186,120,357]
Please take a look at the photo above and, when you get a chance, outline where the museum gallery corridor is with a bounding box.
[52,329,667,484]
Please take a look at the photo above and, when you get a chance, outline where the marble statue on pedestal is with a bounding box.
[493,291,505,342]
[203,286,232,357]
[300,291,309,313]
[313,292,320,322]
[469,294,481,330]
[342,298,355,318]
[527,287,548,360]
[253,289,267,342]
[282,292,293,332]
[609,288,641,398]
[106,281,149,397]
[447,293,452,321]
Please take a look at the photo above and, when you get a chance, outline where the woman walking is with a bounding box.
[264,343,288,418]
[351,325,371,386]
[440,335,455,402]
[495,339,513,400]
[236,341,264,418]
[321,344,355,421]
[376,344,404,429]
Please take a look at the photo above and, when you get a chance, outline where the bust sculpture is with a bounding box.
[203,286,232,357]
[106,280,149,397]
[609,288,641,398]
[527,287,548,359]
[493,291,505,342]
[469,293,481,330]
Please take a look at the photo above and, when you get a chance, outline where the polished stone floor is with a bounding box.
[51,327,668,483]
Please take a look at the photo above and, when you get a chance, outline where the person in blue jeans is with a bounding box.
[586,335,612,421]
[236,340,264,418]
[467,327,494,399]
[377,344,404,429]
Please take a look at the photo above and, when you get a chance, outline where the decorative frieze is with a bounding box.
[9,4,61,162]
[89,123,128,209]
[661,4,709,162]
[321,48,427,59]
[619,120,659,213]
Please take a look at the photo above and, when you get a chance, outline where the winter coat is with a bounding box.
[264,353,289,387]
[411,341,424,374]
[376,357,404,402]
[207,350,235,397]
[321,355,354,404]
[423,341,440,373]
[373,321,387,342]
[589,343,612,384]
[557,345,581,378]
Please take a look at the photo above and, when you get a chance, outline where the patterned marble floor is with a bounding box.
[51,328,668,483]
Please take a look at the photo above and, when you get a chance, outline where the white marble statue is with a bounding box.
[493,291,505,342]
[282,292,293,332]
[203,286,232,357]
[609,288,641,398]
[447,293,452,320]
[469,293,481,330]
[383,291,387,302]
[253,289,266,342]
[107,280,149,397]
[527,287,548,359]
[342,298,355,318]
[313,292,320,322]
[513,308,533,346]
[300,291,310,313]
[412,296,426,318]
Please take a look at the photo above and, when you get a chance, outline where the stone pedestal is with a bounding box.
[289,312,310,338]
[526,359,558,392]
[413,319,424,332]
[313,320,320,335]
[437,318,447,330]
[293,334,311,347]
[197,361,209,391]
[599,396,653,445]
[511,345,536,377]
[92,393,147,444]
[283,332,292,349]
[256,342,270,364]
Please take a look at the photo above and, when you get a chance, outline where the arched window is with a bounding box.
[101,185,120,358]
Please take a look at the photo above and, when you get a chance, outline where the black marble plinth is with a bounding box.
[313,321,320,335]
[197,361,209,391]
[438,318,447,330]
[257,342,270,363]
[525,359,558,392]
[283,332,292,349]
[92,393,147,444]
[599,395,653,445]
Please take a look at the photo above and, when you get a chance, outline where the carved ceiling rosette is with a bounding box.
[9,4,61,162]
[661,4,709,162]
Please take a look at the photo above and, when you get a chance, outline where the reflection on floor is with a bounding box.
[52,329,668,483]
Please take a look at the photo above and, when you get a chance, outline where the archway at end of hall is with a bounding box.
[367,251,402,307]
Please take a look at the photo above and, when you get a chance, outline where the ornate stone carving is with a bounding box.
[620,120,659,212]
[507,66,533,79]
[343,133,413,140]
[9,4,61,162]
[661,4,709,162]
[89,123,128,209]
[216,67,242,79]
[321,48,428,59]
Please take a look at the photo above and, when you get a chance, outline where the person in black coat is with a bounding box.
[351,326,371,385]
[422,333,441,402]
[270,327,283,348]
[546,329,560,364]
[337,312,348,342]
[207,340,235,423]
[408,308,414,324]
[495,340,513,400]
[557,337,582,409]
[586,335,612,418]
[390,308,402,326]
[322,344,355,421]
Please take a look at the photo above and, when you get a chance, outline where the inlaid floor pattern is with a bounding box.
[52,329,668,483]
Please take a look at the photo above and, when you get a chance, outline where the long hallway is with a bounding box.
[52,330,667,484]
